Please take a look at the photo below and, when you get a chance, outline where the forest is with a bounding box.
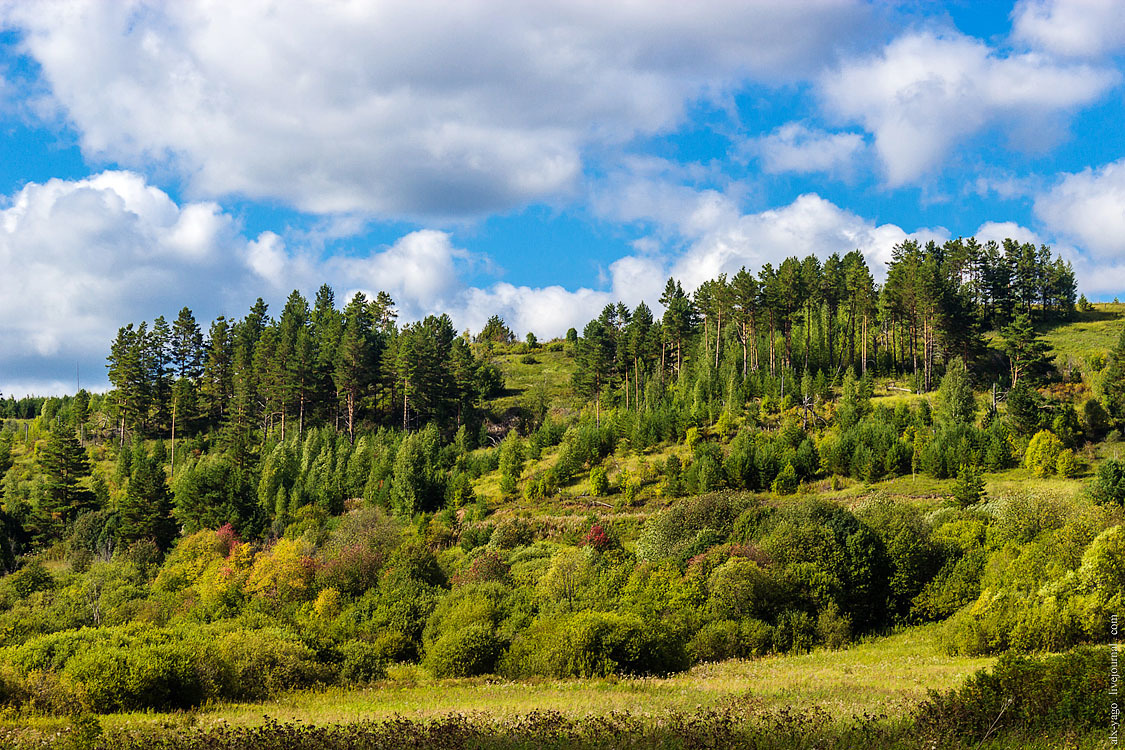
[0,234,1116,749]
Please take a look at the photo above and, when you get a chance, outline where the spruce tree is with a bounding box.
[37,428,94,535]
[952,464,985,507]
[117,452,176,551]
[1103,327,1125,422]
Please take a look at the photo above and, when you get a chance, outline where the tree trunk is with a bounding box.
[740,323,748,377]
[170,397,176,479]
[861,313,868,376]
[635,357,641,408]
[714,310,722,369]
[768,312,776,376]
[346,390,356,443]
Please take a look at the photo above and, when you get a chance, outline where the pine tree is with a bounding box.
[1001,313,1051,385]
[730,267,759,375]
[148,316,173,431]
[201,316,233,425]
[106,323,148,444]
[1103,327,1125,422]
[335,292,375,442]
[660,278,693,375]
[170,307,205,382]
[117,452,176,550]
[952,463,986,507]
[574,318,615,427]
[38,428,94,535]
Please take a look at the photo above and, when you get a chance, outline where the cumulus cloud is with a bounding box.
[1,0,871,218]
[595,172,950,304]
[1033,158,1125,259]
[973,221,1042,247]
[821,31,1117,186]
[751,123,865,175]
[1012,0,1125,57]
[0,171,267,395]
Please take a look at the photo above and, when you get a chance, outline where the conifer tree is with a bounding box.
[118,451,176,550]
[335,292,375,442]
[38,428,94,535]
[1001,313,1051,385]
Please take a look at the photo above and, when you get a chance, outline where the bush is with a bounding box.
[339,640,388,683]
[635,492,757,562]
[1090,458,1125,504]
[588,466,608,497]
[771,462,798,495]
[216,628,331,701]
[1055,448,1079,478]
[687,619,741,663]
[9,561,54,599]
[916,647,1106,741]
[951,464,985,507]
[1023,430,1063,477]
[427,624,502,677]
[502,611,653,678]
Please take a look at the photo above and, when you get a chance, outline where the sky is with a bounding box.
[1,0,1125,396]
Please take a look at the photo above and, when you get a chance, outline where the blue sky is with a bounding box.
[1,0,1125,395]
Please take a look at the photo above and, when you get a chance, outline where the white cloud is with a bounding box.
[821,31,1117,186]
[752,123,865,175]
[0,171,269,394]
[597,169,950,290]
[329,230,468,315]
[1033,158,1125,259]
[2,0,871,218]
[973,221,1042,247]
[666,194,948,290]
[971,173,1040,201]
[1012,0,1125,57]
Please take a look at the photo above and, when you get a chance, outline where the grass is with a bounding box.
[484,346,582,420]
[1041,303,1125,371]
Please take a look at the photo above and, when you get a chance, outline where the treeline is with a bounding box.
[0,396,46,420]
[105,286,504,446]
[573,237,1075,420]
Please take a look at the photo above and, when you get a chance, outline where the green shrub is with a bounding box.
[705,558,776,622]
[687,619,741,663]
[501,611,678,678]
[588,466,608,497]
[771,462,797,495]
[771,609,816,653]
[9,561,54,599]
[215,628,332,701]
[1055,448,1079,478]
[912,548,987,621]
[427,624,502,677]
[1023,430,1062,477]
[636,492,756,562]
[1090,458,1125,504]
[339,640,388,684]
[916,647,1106,741]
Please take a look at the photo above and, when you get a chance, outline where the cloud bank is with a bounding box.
[2,0,870,218]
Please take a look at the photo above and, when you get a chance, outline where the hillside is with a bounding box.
[0,297,1119,749]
